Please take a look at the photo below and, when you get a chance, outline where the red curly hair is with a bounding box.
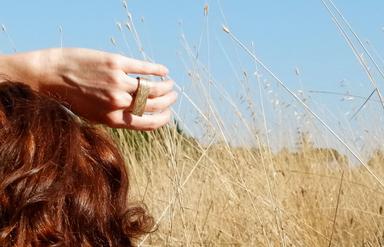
[0,82,154,246]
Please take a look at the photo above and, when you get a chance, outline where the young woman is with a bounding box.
[0,81,154,246]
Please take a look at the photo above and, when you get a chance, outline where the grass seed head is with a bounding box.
[222,25,230,34]
[204,4,209,16]
[125,22,131,32]
[110,37,117,46]
[116,22,122,32]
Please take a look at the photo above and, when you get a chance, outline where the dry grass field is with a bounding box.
[109,1,384,246]
[106,3,384,247]
[108,125,384,246]
[1,0,383,246]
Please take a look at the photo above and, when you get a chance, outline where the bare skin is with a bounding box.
[0,48,178,130]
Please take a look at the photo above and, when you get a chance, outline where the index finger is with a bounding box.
[119,56,168,76]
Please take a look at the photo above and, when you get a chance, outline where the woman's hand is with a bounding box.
[0,48,177,130]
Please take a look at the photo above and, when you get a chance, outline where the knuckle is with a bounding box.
[106,92,123,109]
[98,89,111,102]
[146,104,155,112]
[151,104,162,112]
[104,91,119,110]
[150,99,168,112]
[104,54,121,69]
[151,84,161,96]
[110,96,121,108]
[108,72,121,85]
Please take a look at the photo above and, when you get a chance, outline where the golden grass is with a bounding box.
[111,2,384,245]
[108,127,384,246]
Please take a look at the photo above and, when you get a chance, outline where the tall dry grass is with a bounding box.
[0,0,383,246]
[106,121,384,247]
[102,1,384,246]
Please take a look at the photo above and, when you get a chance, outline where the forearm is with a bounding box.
[0,55,15,83]
[0,52,44,90]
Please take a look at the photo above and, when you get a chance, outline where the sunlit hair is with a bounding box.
[0,82,154,246]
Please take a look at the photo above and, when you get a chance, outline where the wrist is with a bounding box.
[0,55,14,83]
[0,51,46,90]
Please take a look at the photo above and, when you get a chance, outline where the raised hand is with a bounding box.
[0,48,178,130]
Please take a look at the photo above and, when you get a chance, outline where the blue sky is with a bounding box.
[1,0,384,150]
